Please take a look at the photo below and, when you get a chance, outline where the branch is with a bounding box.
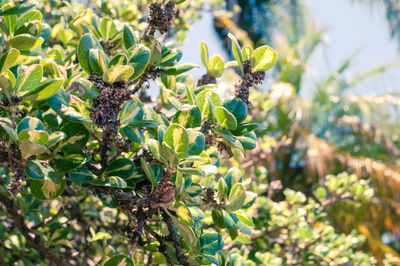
[161,210,189,266]
[0,193,70,266]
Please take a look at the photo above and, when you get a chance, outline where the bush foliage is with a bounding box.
[0,0,393,265]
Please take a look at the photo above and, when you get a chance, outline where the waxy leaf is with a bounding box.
[164,63,199,76]
[226,183,246,211]
[14,64,43,96]
[102,65,134,84]
[228,33,243,73]
[104,255,135,266]
[200,41,209,66]
[123,25,136,49]
[200,232,224,255]
[77,34,102,74]
[141,158,156,191]
[8,34,44,51]
[187,129,205,156]
[99,17,116,40]
[0,48,19,73]
[17,117,44,133]
[251,45,278,72]
[89,48,108,76]
[223,97,248,123]
[128,44,151,80]
[214,106,238,131]
[164,123,189,158]
[207,55,224,78]
[21,79,64,101]
[172,104,202,128]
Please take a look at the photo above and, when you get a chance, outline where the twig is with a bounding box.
[31,205,66,230]
[161,210,188,266]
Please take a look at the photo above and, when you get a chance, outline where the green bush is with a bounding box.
[0,0,379,265]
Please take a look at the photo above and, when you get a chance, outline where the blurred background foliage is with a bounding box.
[213,0,400,263]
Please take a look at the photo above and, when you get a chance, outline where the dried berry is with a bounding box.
[88,74,131,130]
[197,74,217,86]
[148,2,175,35]
[234,60,266,106]
[0,95,21,106]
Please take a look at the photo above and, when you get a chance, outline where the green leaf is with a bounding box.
[178,167,205,177]
[109,54,128,67]
[68,167,94,187]
[25,160,50,180]
[241,45,253,61]
[185,85,195,105]
[251,45,278,72]
[141,35,162,67]
[0,2,36,16]
[169,213,198,250]
[59,123,90,153]
[231,122,266,136]
[8,34,44,51]
[200,41,209,66]
[161,141,179,168]
[224,167,243,193]
[212,128,244,154]
[228,254,245,266]
[103,65,134,84]
[105,158,135,180]
[128,44,151,80]
[17,116,44,134]
[140,158,156,190]
[0,48,19,73]
[200,232,224,255]
[89,176,127,188]
[19,139,46,160]
[123,25,136,49]
[99,17,116,40]
[14,64,43,96]
[160,49,182,67]
[218,177,228,201]
[187,129,205,156]
[55,153,87,172]
[195,89,221,117]
[164,123,189,158]
[0,120,18,142]
[222,97,248,123]
[186,183,203,197]
[226,183,246,211]
[237,132,257,150]
[45,132,66,148]
[18,129,49,145]
[89,48,108,76]
[211,210,226,228]
[124,120,160,128]
[173,202,194,226]
[26,161,65,200]
[164,63,199,76]
[0,69,16,94]
[119,100,143,126]
[214,106,238,131]
[21,79,64,101]
[77,33,102,74]
[104,255,135,266]
[172,104,202,128]
[207,55,224,78]
[228,33,243,73]
[16,10,42,30]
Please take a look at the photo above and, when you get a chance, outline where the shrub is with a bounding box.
[0,0,377,265]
